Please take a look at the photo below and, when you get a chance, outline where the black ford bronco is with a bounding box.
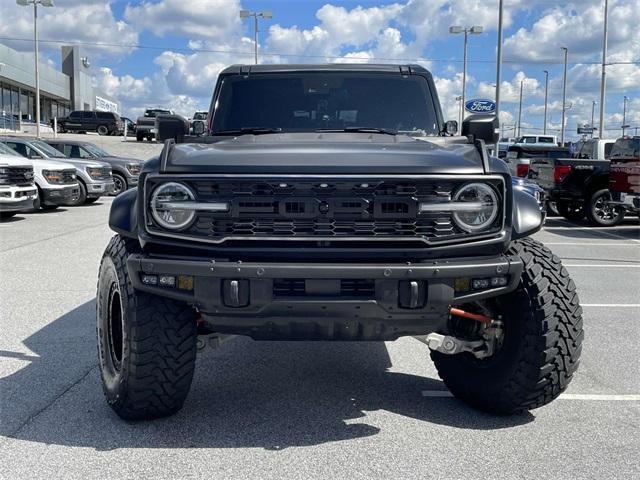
[98,64,583,420]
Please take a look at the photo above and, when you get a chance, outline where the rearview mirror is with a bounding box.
[444,120,458,136]
[156,114,190,143]
[462,115,499,145]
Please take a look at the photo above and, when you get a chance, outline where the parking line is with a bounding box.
[582,304,640,307]
[563,264,640,268]
[421,391,640,401]
[544,242,639,246]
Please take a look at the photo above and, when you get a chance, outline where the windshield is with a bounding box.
[82,143,111,157]
[31,140,67,158]
[211,72,440,136]
[610,138,640,160]
[145,109,171,118]
[0,142,20,156]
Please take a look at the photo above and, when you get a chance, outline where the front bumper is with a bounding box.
[0,189,37,212]
[86,181,116,198]
[42,185,79,206]
[126,254,523,340]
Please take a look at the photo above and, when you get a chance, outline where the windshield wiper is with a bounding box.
[316,127,398,135]
[214,127,283,136]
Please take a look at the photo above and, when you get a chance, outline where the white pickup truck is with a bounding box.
[0,142,79,211]
[0,154,38,219]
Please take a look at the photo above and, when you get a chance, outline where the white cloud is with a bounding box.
[124,0,242,42]
[477,71,542,103]
[0,0,138,57]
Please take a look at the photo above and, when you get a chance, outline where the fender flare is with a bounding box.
[108,188,138,239]
[511,188,544,240]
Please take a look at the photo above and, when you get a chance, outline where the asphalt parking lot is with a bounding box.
[1,136,639,479]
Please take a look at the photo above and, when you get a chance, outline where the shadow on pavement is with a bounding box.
[1,300,533,451]
[0,215,25,223]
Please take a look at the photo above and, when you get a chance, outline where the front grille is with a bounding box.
[60,169,77,185]
[0,167,34,187]
[146,176,505,246]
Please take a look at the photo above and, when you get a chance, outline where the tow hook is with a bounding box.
[425,307,504,359]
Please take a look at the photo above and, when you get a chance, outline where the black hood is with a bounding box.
[161,133,484,175]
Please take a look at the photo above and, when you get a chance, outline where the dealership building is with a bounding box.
[0,43,120,130]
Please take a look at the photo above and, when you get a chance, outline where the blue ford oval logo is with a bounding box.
[465,99,496,114]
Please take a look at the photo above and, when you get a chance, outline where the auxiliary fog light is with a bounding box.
[141,274,158,285]
[159,275,176,287]
[471,276,509,290]
[177,275,194,291]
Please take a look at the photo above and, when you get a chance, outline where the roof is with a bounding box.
[219,63,431,76]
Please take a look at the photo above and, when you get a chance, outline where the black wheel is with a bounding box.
[112,173,127,195]
[585,189,624,226]
[97,125,109,136]
[431,238,583,414]
[97,235,198,420]
[69,181,87,206]
[56,124,66,134]
[34,188,58,211]
[0,212,17,220]
[146,135,154,142]
[136,132,144,142]
[556,200,585,221]
[85,197,100,204]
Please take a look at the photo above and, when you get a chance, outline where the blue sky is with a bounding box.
[2,0,638,139]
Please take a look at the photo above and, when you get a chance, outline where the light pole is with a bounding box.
[543,70,549,135]
[495,0,504,121]
[517,80,524,138]
[455,95,463,126]
[240,10,273,65]
[449,25,483,122]
[17,0,54,139]
[622,96,629,136]
[599,0,609,139]
[591,100,597,138]
[560,46,569,146]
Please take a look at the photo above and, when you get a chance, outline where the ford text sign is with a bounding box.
[465,99,496,114]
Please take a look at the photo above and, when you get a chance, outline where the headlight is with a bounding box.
[43,169,64,184]
[451,183,499,232]
[126,163,141,175]
[151,182,197,230]
[86,167,104,179]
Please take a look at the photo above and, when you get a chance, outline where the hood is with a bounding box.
[162,133,484,175]
[23,158,77,171]
[102,156,143,166]
[0,154,32,167]
[59,158,111,169]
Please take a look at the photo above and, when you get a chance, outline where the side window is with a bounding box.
[69,111,82,119]
[96,112,113,120]
[604,142,614,159]
[78,147,93,158]
[539,137,553,143]
[524,137,536,143]
[26,146,42,159]
[63,145,74,157]
[6,142,28,157]
[82,111,94,119]
[49,143,64,154]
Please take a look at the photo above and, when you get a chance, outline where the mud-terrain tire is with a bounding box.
[97,235,198,420]
[556,200,585,221]
[136,132,144,142]
[585,189,624,227]
[431,238,583,414]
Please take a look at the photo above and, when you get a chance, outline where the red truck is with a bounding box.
[608,136,640,218]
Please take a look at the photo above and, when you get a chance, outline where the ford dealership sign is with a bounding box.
[465,99,496,114]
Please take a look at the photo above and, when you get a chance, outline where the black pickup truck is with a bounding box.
[97,64,582,420]
[529,139,624,225]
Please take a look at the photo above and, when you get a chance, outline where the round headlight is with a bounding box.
[452,182,499,232]
[150,182,195,230]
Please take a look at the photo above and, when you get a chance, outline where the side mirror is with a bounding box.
[462,115,499,145]
[156,114,189,143]
[444,120,458,136]
[192,121,206,136]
